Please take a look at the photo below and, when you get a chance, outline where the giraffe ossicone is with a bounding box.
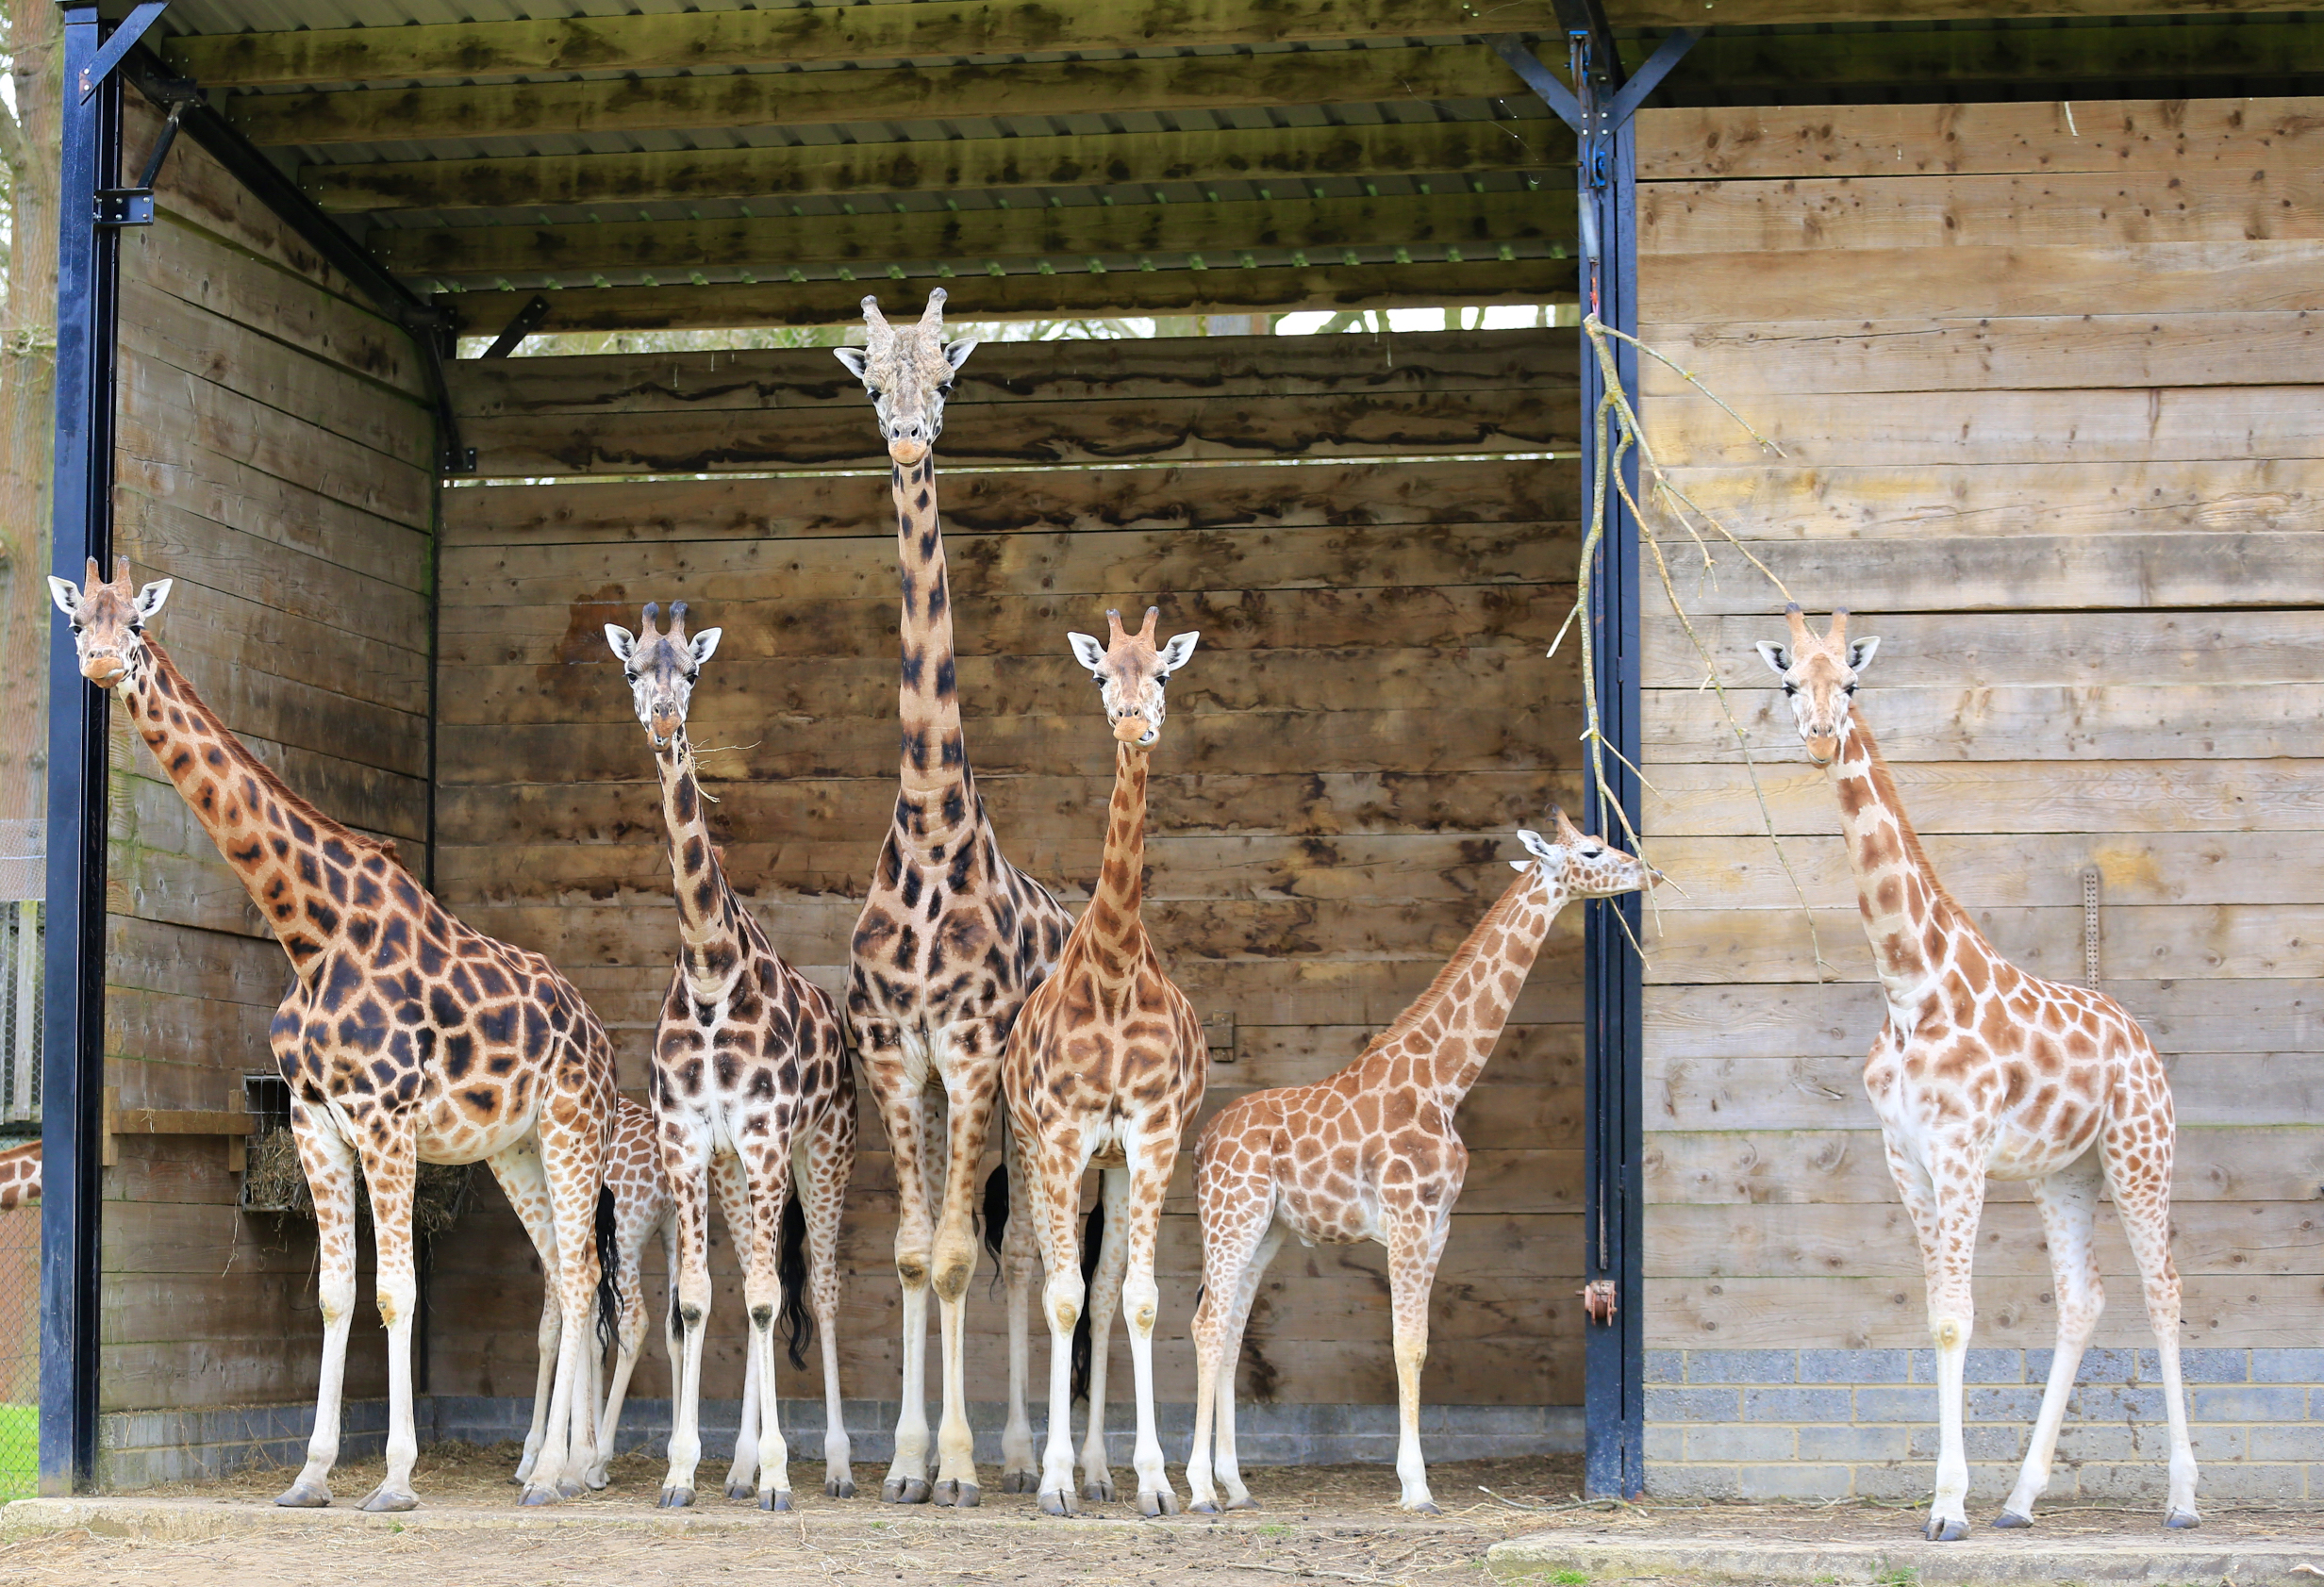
[52,557,620,1513]
[1185,811,1653,1514]
[1759,604,2200,1541]
[606,599,858,1511]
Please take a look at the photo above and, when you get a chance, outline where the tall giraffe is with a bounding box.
[836,291,1071,1505]
[1185,812,1653,1514]
[1004,607,1205,1520]
[606,602,857,1510]
[1756,604,2199,1539]
[0,1142,36,1209]
[50,560,616,1510]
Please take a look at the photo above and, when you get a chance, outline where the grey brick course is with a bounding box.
[1685,1350,1798,1384]
[1685,1424,1796,1463]
[1800,1348,1909,1384]
[1742,1387,1853,1423]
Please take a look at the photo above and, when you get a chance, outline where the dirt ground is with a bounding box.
[0,1446,2312,1587]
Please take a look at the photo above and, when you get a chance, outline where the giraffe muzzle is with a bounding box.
[1113,716,1154,745]
[82,655,126,689]
[1806,733,1840,765]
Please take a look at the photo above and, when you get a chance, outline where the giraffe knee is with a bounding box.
[1122,1273,1159,1336]
[1932,1316,1967,1350]
[1044,1274,1084,1335]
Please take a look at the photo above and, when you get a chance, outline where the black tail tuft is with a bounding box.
[1070,1199,1104,1404]
[593,1185,622,1359]
[981,1164,1009,1297]
[778,1192,813,1370]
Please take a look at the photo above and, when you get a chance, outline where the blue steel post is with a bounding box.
[41,1,124,1495]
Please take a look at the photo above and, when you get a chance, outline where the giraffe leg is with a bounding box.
[710,1152,761,1501]
[1910,1149,1985,1543]
[2107,1112,2200,1528]
[1077,1166,1130,1502]
[656,1127,716,1509]
[1998,1149,2104,1528]
[998,1126,1041,1493]
[592,1207,659,1489]
[1385,1202,1454,1514]
[863,1041,938,1505]
[356,1131,423,1513]
[276,1108,358,1509]
[1120,1134,1181,1518]
[738,1135,797,1512]
[1028,1140,1090,1516]
[1187,1181,1279,1515]
[512,1282,559,1485]
[931,1030,1005,1507]
[485,1139,567,1494]
[800,1100,858,1499]
[524,1103,615,1506]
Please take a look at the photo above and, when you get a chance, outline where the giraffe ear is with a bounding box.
[46,577,82,620]
[833,346,871,381]
[604,625,639,666]
[1753,640,1792,676]
[132,579,174,623]
[942,337,977,372]
[1068,632,1108,673]
[688,628,722,668]
[1157,630,1199,673]
[1846,636,1881,672]
[1510,860,1530,872]
[1516,828,1560,865]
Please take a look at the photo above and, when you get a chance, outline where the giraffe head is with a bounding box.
[1511,807,1657,898]
[48,556,174,692]
[1755,603,1882,768]
[834,289,975,467]
[603,601,722,750]
[1067,606,1198,750]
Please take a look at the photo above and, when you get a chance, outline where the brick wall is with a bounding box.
[1646,1348,2323,1504]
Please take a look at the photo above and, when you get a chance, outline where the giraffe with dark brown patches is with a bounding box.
[835,292,1074,1505]
[1003,607,1205,1520]
[606,601,856,1511]
[0,1141,37,1210]
[1757,604,2198,1541]
[1185,812,1654,1514]
[50,559,616,1513]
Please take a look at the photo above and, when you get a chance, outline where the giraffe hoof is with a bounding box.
[1189,1500,1220,1515]
[825,1477,856,1499]
[725,1482,756,1502]
[885,1476,932,1505]
[1991,1510,2034,1529]
[1081,1477,1116,1503]
[274,1480,331,1509]
[357,1486,419,1514]
[1924,1516,1967,1543]
[946,1481,981,1509]
[556,1479,586,1500]
[584,1468,611,1493]
[519,1484,562,1508]
[1402,1500,1442,1516]
[760,1489,792,1513]
[2165,1509,2200,1529]
[1038,1490,1077,1518]
[657,1487,695,1509]
[1227,1496,1261,1512]
[1139,1489,1180,1519]
[1001,1470,1037,1495]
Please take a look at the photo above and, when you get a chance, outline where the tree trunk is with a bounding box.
[0,1,62,837]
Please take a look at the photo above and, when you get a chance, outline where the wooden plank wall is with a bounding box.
[1635,99,2324,1349]
[104,97,437,1412]
[426,327,1589,1412]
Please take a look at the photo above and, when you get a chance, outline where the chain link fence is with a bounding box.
[0,896,43,1497]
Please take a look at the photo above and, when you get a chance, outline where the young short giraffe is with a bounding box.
[51,559,617,1511]
[1757,604,2198,1539]
[836,291,1071,1505]
[1185,812,1653,1514]
[0,1142,37,1209]
[606,602,856,1511]
[1004,607,1205,1519]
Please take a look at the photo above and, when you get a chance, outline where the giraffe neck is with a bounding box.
[653,729,749,1000]
[891,453,974,848]
[1383,865,1564,1103]
[1832,711,1977,1004]
[121,639,374,974]
[1082,740,1151,982]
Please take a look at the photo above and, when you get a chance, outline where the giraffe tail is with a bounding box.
[1070,1199,1103,1404]
[778,1192,813,1370]
[979,1164,1009,1296]
[593,1185,622,1357]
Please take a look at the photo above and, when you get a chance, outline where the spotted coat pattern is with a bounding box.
[0,1142,37,1210]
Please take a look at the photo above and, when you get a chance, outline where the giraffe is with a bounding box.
[49,559,617,1511]
[605,601,857,1510]
[1185,812,1655,1515]
[1756,604,2199,1539]
[0,1141,36,1209]
[1003,606,1205,1520]
[835,290,1072,1506]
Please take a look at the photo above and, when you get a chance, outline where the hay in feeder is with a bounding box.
[241,1127,475,1239]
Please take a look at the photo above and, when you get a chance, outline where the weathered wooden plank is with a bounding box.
[112,719,428,844]
[379,191,1569,285]
[1646,980,2321,1064]
[1648,386,2324,468]
[1648,683,2324,765]
[1635,459,2324,542]
[1649,1126,2324,1210]
[316,118,1571,214]
[1643,903,2322,984]
[106,914,295,1006]
[440,582,1571,666]
[440,257,1578,334]
[1638,311,2324,398]
[1635,96,2324,184]
[1649,1200,2324,1279]
[1633,532,2324,611]
[442,456,1579,546]
[1646,1273,2321,1349]
[1638,241,2324,321]
[236,44,1546,149]
[170,1,1508,87]
[451,326,1559,417]
[1613,1,2300,24]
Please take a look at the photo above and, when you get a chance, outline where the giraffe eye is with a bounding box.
[1154,671,1170,685]
[1843,683,1857,695]
[69,622,83,635]
[1782,682,1798,696]
[937,381,953,395]
[623,670,638,683]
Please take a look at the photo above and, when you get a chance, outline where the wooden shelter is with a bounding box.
[34,0,2320,1507]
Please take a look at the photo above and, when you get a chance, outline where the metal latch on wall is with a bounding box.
[1581,1279,1618,1326]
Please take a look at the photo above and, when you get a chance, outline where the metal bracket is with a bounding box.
[76,0,168,101]
[1581,1278,1618,1326]
[1488,36,1581,133]
[479,293,553,358]
[92,83,201,229]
